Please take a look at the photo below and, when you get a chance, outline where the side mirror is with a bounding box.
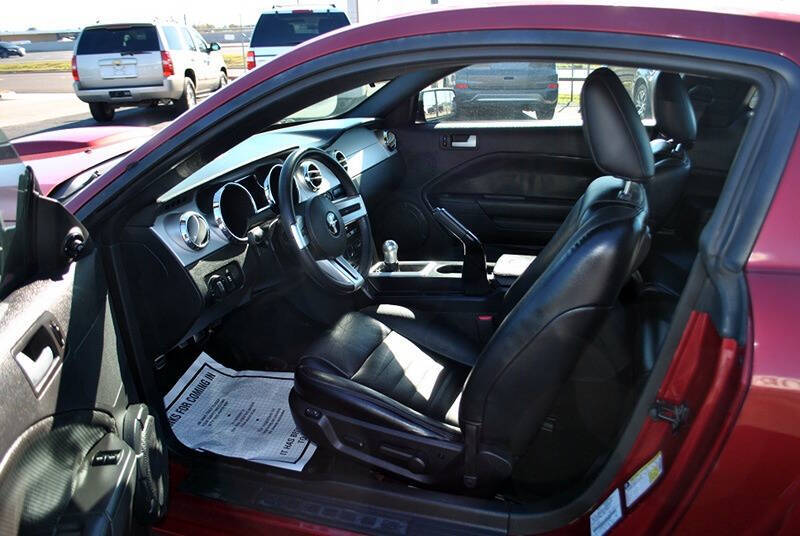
[208,42,220,52]
[0,166,88,299]
[419,88,457,122]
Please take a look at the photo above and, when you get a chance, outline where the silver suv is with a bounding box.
[72,22,227,122]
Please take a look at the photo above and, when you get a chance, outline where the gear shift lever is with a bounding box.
[382,240,398,272]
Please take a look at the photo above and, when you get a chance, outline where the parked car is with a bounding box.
[247,7,363,116]
[0,42,25,58]
[246,7,350,70]
[72,22,227,122]
[0,4,799,536]
[452,62,559,119]
[609,66,659,117]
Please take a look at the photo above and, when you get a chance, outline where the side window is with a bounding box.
[418,62,658,124]
[0,129,28,283]
[189,28,209,51]
[180,27,197,52]
[162,26,185,50]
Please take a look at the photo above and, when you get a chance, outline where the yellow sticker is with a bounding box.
[624,451,663,507]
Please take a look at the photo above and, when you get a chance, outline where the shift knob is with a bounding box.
[382,240,398,272]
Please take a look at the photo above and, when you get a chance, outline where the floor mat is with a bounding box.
[164,353,316,471]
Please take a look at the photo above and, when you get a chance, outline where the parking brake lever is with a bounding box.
[431,207,490,295]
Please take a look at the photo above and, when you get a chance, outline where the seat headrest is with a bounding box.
[581,67,654,182]
[654,72,697,144]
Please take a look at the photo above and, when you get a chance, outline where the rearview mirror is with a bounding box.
[208,42,220,52]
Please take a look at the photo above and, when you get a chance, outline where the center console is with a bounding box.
[366,208,535,312]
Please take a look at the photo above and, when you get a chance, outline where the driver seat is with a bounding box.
[289,68,653,491]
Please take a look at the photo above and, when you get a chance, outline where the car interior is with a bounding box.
[0,38,766,534]
[135,62,750,498]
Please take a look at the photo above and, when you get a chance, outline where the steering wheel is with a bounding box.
[278,147,372,294]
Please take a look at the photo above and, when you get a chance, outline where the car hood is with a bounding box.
[12,126,154,195]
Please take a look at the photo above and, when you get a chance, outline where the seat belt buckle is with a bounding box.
[476,314,495,344]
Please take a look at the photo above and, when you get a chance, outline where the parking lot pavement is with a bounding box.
[1,91,184,140]
[1,70,244,140]
[0,50,73,63]
[0,72,74,93]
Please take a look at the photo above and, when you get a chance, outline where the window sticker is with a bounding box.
[590,489,623,536]
[624,452,664,507]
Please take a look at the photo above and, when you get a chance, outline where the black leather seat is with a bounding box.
[290,68,652,491]
[639,72,698,298]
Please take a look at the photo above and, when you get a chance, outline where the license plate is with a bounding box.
[100,63,137,79]
[109,90,132,98]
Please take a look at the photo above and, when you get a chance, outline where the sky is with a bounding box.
[2,0,798,32]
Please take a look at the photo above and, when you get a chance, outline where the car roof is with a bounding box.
[260,7,346,15]
[81,21,181,30]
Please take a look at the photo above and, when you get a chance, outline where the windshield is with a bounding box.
[77,25,160,54]
[277,81,388,125]
[251,12,349,47]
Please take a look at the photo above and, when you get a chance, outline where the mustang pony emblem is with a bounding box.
[325,212,340,236]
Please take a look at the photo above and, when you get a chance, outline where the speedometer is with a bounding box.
[212,183,256,242]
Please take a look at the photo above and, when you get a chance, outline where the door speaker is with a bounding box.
[123,404,168,524]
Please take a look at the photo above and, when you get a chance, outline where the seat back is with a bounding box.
[458,68,653,487]
[647,72,697,230]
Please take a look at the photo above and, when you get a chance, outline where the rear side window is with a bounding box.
[162,26,185,50]
[180,27,197,51]
[77,25,160,55]
[251,12,349,47]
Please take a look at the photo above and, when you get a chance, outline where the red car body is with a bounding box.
[12,126,153,195]
[33,2,798,534]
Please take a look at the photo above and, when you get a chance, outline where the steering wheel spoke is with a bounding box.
[290,215,309,249]
[333,194,367,227]
[316,256,364,290]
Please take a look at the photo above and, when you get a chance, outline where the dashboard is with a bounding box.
[130,119,401,356]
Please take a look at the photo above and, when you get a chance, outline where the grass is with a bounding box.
[558,92,580,106]
[0,60,71,73]
[0,56,246,74]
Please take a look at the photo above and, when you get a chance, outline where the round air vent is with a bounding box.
[301,161,323,191]
[178,211,210,250]
[333,150,348,173]
[383,130,397,151]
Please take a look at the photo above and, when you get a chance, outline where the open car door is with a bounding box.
[0,129,168,534]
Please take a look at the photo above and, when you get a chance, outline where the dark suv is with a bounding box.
[453,62,559,119]
[0,42,26,58]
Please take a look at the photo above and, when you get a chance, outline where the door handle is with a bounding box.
[12,312,65,395]
[451,134,477,148]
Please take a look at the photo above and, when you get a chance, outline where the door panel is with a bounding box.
[373,125,598,260]
[0,249,142,534]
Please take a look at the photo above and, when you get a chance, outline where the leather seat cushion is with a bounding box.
[296,311,469,433]
[361,304,480,367]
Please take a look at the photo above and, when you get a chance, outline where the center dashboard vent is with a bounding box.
[333,150,348,173]
[302,162,323,191]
